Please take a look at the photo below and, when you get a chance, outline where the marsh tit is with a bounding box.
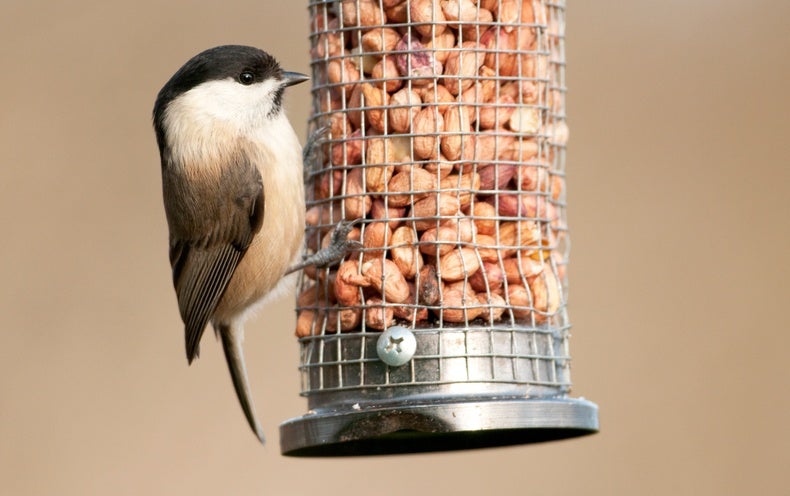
[153,45,352,443]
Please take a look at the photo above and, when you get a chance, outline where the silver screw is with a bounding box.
[376,326,417,367]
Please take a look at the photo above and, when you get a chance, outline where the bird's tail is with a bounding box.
[217,323,265,444]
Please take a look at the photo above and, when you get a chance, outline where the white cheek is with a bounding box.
[162,78,282,165]
[168,78,279,128]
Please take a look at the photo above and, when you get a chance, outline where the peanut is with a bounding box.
[391,225,422,278]
[417,264,441,305]
[343,168,371,220]
[340,0,383,27]
[371,57,402,93]
[438,247,481,281]
[364,297,394,330]
[412,107,443,159]
[409,0,447,37]
[362,259,410,303]
[387,168,437,207]
[469,261,504,293]
[411,193,460,231]
[388,88,422,133]
[361,27,402,53]
[442,41,484,95]
[361,221,392,262]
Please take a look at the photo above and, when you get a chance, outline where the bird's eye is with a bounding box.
[239,71,255,85]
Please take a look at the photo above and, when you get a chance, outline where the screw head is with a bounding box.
[376,326,417,367]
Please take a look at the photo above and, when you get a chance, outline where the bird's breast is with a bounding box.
[213,118,305,324]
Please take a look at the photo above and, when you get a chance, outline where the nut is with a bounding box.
[361,27,402,53]
[460,8,493,41]
[438,247,481,281]
[508,107,541,134]
[361,83,389,133]
[340,0,383,27]
[395,34,442,85]
[471,233,499,262]
[362,259,411,303]
[371,57,402,93]
[412,107,444,159]
[409,0,447,37]
[423,156,455,179]
[362,221,392,261]
[327,59,360,93]
[385,0,409,22]
[387,168,437,207]
[370,199,407,229]
[316,167,343,200]
[481,27,518,76]
[470,201,497,235]
[442,41,484,95]
[528,264,561,322]
[392,282,430,321]
[420,225,460,257]
[312,32,342,59]
[438,288,484,323]
[297,284,333,308]
[419,83,454,115]
[494,193,549,218]
[469,261,504,293]
[497,0,519,31]
[295,310,317,337]
[478,163,515,191]
[417,264,441,305]
[441,0,477,23]
[422,31,456,65]
[440,171,480,207]
[391,225,422,278]
[343,168,372,220]
[364,138,396,192]
[479,94,516,130]
[330,128,363,166]
[345,83,364,128]
[497,220,541,256]
[364,297,394,330]
[411,193,460,231]
[503,254,544,283]
[506,284,531,319]
[440,105,469,160]
[440,215,476,242]
[477,293,507,322]
[477,292,506,322]
[325,307,363,332]
[388,87,422,133]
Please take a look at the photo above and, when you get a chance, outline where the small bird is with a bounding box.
[152,45,352,443]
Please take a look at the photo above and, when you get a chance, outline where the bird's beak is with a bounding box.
[282,71,309,87]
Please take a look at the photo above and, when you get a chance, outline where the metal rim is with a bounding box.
[280,397,598,456]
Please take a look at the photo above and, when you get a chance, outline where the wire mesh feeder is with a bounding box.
[280,0,598,456]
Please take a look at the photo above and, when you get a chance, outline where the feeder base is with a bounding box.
[279,397,598,456]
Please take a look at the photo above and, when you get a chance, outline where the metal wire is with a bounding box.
[297,0,571,403]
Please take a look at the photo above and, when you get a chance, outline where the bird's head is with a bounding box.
[153,45,308,151]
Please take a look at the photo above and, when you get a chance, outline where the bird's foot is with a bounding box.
[287,219,363,274]
[302,124,330,171]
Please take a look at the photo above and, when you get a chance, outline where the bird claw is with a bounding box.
[302,124,331,171]
[286,218,363,274]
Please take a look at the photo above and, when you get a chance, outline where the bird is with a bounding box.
[152,45,354,443]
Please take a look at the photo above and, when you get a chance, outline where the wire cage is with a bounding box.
[280,0,597,456]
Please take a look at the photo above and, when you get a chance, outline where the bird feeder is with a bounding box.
[280,0,598,456]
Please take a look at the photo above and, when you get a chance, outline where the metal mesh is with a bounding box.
[297,0,570,406]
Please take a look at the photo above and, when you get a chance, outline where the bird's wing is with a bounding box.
[163,150,265,363]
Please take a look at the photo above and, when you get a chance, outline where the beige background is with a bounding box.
[1,1,788,495]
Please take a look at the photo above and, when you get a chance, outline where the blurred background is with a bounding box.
[1,1,788,494]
